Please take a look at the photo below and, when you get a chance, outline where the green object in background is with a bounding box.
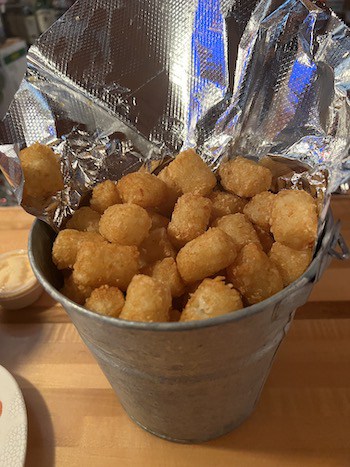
[4,48,26,65]
[36,0,53,9]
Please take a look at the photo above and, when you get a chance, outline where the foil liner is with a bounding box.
[0,0,349,230]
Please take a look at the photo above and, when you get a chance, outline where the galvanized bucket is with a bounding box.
[28,212,348,443]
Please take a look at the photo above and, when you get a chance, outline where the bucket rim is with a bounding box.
[28,215,332,333]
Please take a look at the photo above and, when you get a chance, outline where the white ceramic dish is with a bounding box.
[0,366,27,467]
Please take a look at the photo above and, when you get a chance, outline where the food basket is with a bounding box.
[1,0,350,443]
[28,212,348,442]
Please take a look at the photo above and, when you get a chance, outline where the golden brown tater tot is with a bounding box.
[157,166,182,215]
[270,189,318,250]
[209,190,247,221]
[227,243,283,305]
[219,157,272,198]
[269,242,313,286]
[90,180,121,214]
[176,228,237,283]
[166,149,216,196]
[180,277,243,322]
[214,213,261,251]
[168,193,212,248]
[52,229,105,270]
[118,172,167,209]
[169,309,182,322]
[147,210,170,230]
[85,285,125,318]
[119,275,171,322]
[243,191,275,231]
[139,228,176,266]
[61,274,92,305]
[66,207,101,232]
[73,241,139,291]
[20,142,64,206]
[255,226,274,254]
[99,204,151,246]
[142,257,185,297]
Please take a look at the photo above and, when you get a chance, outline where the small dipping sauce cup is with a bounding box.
[0,250,43,310]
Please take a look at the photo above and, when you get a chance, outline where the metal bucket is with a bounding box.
[28,212,348,443]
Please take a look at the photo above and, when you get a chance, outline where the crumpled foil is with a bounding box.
[0,0,349,230]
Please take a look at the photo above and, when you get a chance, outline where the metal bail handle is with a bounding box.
[329,221,350,261]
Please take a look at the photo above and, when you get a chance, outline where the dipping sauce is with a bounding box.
[0,251,36,296]
[0,250,43,310]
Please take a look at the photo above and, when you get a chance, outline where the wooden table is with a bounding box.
[1,200,350,467]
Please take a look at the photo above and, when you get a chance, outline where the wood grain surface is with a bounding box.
[0,199,349,467]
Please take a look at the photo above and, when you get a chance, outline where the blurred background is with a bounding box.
[0,1,75,118]
[0,0,349,205]
[0,0,75,205]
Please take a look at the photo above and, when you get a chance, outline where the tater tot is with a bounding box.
[185,281,202,294]
[52,229,106,270]
[117,172,167,209]
[99,204,151,246]
[142,257,185,297]
[167,193,212,248]
[259,156,294,192]
[85,285,125,318]
[173,280,201,311]
[176,228,237,283]
[209,190,247,222]
[20,142,64,205]
[169,309,182,322]
[139,227,176,266]
[66,207,101,232]
[219,157,272,198]
[147,210,170,230]
[270,189,318,250]
[166,149,217,196]
[269,242,313,286]
[61,274,92,305]
[244,191,275,231]
[90,180,121,214]
[214,213,261,251]
[73,241,139,291]
[227,243,283,305]
[180,278,243,322]
[255,226,274,254]
[119,275,171,322]
[157,166,182,214]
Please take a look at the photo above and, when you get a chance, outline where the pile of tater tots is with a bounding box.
[21,143,318,322]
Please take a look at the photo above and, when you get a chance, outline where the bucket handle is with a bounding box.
[329,221,350,261]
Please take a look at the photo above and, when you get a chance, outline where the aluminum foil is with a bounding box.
[0,0,349,229]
